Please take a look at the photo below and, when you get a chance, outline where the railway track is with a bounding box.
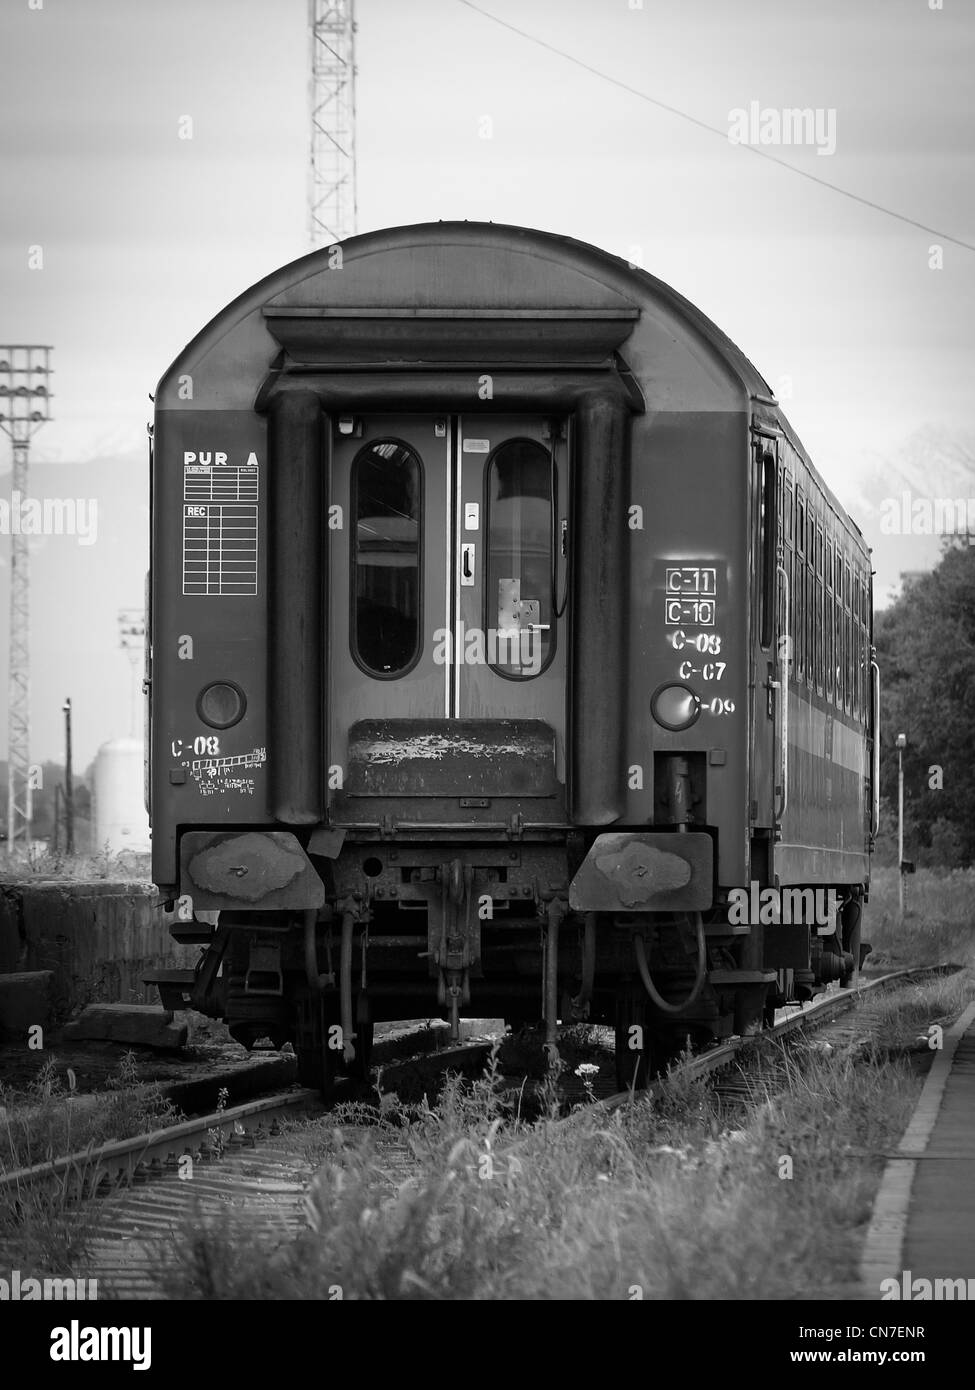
[0,966,953,1298]
[598,965,953,1112]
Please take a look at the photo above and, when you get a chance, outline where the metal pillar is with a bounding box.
[119,608,146,739]
[63,698,74,857]
[896,732,906,922]
[309,0,358,248]
[0,346,53,853]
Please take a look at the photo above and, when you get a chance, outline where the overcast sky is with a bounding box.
[1,0,973,765]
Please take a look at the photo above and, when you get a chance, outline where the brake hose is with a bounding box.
[633,912,707,1013]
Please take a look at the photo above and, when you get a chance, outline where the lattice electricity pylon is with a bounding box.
[118,607,146,739]
[309,0,358,248]
[0,346,53,851]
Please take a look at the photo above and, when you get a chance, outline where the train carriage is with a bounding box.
[147,222,876,1088]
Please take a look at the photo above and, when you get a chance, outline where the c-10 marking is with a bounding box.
[665,598,715,626]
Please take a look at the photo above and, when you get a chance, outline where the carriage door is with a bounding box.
[456,417,568,762]
[750,428,781,831]
[329,416,449,760]
[328,413,568,792]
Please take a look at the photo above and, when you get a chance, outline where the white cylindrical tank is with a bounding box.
[92,738,151,856]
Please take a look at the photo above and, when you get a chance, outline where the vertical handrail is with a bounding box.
[870,658,881,839]
[774,562,791,823]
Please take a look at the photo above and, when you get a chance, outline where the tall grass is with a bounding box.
[154,1014,932,1301]
[0,843,150,883]
[0,1052,179,1173]
[0,1052,181,1274]
[866,866,975,969]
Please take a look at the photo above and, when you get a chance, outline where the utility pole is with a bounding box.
[118,608,146,739]
[309,0,358,248]
[0,346,53,853]
[63,697,74,856]
[896,732,906,921]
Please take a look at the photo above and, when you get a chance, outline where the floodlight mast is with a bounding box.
[309,0,358,249]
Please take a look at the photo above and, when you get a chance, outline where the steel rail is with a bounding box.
[598,965,951,1113]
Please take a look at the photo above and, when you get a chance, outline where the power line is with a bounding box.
[456,0,975,254]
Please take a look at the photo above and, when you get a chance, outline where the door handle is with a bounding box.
[461,543,475,586]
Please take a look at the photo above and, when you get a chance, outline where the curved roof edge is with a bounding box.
[156,220,774,400]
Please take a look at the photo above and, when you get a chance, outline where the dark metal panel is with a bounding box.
[763,924,809,970]
[344,718,559,798]
[180,831,325,910]
[268,391,325,824]
[570,392,629,824]
[568,831,713,911]
[149,408,270,891]
[261,307,639,367]
[256,369,645,416]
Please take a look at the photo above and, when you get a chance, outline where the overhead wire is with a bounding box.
[456,0,975,254]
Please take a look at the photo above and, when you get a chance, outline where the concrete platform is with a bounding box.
[0,970,54,1039]
[62,1004,188,1050]
[861,1000,975,1296]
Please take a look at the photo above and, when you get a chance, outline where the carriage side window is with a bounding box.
[805,523,814,690]
[795,494,805,679]
[840,558,845,717]
[825,540,834,703]
[858,571,869,722]
[851,569,856,717]
[815,522,824,695]
[835,549,845,709]
[759,450,776,649]
[486,439,554,678]
[351,440,422,678]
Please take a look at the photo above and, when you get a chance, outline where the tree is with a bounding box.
[874,540,975,866]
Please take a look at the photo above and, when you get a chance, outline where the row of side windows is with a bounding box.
[779,468,870,722]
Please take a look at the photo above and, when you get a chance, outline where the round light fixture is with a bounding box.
[651,682,701,732]
[197,681,246,729]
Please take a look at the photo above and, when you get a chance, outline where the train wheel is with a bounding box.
[346,1006,375,1089]
[734,984,770,1037]
[294,996,337,1098]
[840,898,863,987]
[296,1039,336,1097]
[614,988,658,1091]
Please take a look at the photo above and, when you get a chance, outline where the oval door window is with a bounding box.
[351,440,422,677]
[485,438,554,678]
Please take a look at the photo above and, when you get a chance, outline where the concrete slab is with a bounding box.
[0,970,54,1039]
[62,1004,188,1051]
[861,1001,975,1295]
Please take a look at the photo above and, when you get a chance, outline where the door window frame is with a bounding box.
[348,435,425,681]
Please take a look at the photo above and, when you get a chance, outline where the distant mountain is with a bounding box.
[834,426,975,609]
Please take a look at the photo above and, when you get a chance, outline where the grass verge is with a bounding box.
[0,1052,181,1274]
[866,866,975,970]
[151,972,974,1301]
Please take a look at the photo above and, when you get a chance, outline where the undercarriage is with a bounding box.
[151,836,869,1094]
